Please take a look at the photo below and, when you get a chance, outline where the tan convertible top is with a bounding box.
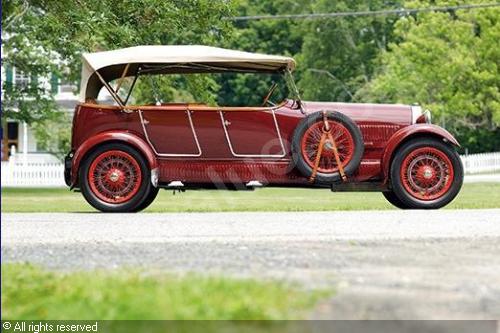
[80,45,296,101]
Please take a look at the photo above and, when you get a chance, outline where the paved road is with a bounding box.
[2,210,500,319]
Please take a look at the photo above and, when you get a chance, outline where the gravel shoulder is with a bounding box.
[2,209,500,319]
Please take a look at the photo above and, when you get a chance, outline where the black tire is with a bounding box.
[133,187,159,212]
[382,191,409,209]
[291,111,364,184]
[79,143,154,213]
[389,138,463,209]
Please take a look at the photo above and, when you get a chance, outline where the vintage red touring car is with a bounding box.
[65,45,463,212]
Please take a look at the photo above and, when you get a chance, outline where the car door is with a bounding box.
[139,105,201,156]
[219,108,285,158]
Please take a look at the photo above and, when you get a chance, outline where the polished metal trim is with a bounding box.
[219,109,286,158]
[246,180,263,187]
[167,181,184,187]
[423,109,432,124]
[139,109,202,157]
[150,167,159,187]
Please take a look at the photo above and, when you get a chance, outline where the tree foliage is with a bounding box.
[297,0,402,102]
[32,112,72,160]
[2,0,234,123]
[2,0,499,153]
[358,1,500,152]
[218,0,309,106]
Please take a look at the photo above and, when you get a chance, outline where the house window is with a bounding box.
[7,122,19,141]
[59,78,75,93]
[51,72,76,95]
[14,69,30,89]
[1,122,19,161]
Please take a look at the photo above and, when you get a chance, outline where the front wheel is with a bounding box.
[133,187,159,212]
[382,191,408,209]
[80,143,154,212]
[388,138,463,209]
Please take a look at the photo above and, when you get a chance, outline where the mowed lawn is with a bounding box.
[2,183,500,212]
[2,264,326,320]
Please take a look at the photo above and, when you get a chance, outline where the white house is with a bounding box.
[1,62,79,163]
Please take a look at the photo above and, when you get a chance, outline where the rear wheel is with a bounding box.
[80,143,154,212]
[388,138,463,209]
[133,187,159,212]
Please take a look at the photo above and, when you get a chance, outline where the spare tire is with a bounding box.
[291,111,364,184]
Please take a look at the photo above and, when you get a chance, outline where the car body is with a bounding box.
[66,45,463,212]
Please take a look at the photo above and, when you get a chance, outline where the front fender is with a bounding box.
[70,130,158,187]
[381,124,460,179]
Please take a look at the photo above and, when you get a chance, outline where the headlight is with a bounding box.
[412,105,432,124]
[411,105,422,124]
[416,109,432,124]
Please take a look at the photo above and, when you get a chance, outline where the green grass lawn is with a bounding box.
[2,183,500,212]
[2,264,326,320]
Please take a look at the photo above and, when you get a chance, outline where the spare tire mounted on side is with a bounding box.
[291,111,364,184]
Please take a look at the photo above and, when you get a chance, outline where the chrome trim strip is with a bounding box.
[246,180,263,187]
[139,109,202,157]
[219,109,286,158]
[423,109,432,124]
[150,167,159,187]
[167,181,184,187]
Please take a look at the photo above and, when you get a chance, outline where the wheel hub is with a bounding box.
[418,165,435,182]
[422,167,433,179]
[107,169,123,183]
[88,150,142,204]
[301,121,354,173]
[400,147,454,201]
[323,141,333,151]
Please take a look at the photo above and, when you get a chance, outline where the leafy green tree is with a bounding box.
[2,0,234,158]
[32,112,72,160]
[218,0,310,106]
[132,74,221,106]
[2,0,61,124]
[297,0,402,102]
[4,0,498,154]
[2,0,234,122]
[358,0,500,152]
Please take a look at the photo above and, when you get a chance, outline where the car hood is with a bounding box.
[300,101,413,125]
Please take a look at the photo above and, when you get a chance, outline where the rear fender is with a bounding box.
[71,130,158,187]
[381,124,460,180]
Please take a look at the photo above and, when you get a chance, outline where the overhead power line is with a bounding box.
[225,3,500,21]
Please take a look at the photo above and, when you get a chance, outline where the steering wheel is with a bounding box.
[262,83,278,106]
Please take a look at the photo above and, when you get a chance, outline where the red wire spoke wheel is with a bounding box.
[292,111,364,184]
[399,147,454,201]
[79,143,158,212]
[300,121,355,173]
[88,150,142,204]
[387,138,464,209]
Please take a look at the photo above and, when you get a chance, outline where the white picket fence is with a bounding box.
[1,152,500,187]
[1,161,66,187]
[461,152,500,174]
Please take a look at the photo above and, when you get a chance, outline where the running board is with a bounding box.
[157,181,386,192]
[158,181,265,191]
[330,182,387,192]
